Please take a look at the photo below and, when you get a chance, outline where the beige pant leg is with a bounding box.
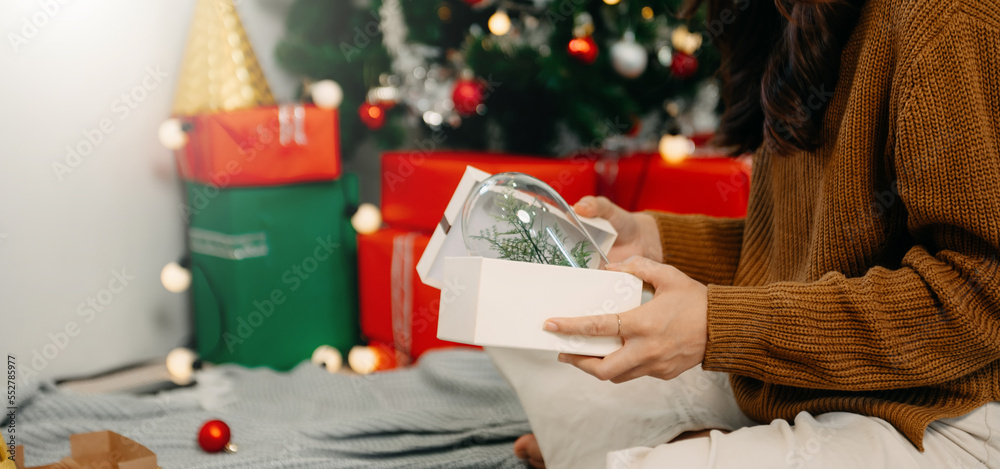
[608,403,1000,469]
[923,402,1000,469]
[486,348,755,469]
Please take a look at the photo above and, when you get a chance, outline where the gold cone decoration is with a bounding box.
[172,0,275,115]
[1,442,16,469]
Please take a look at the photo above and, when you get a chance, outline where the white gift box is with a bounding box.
[416,166,642,356]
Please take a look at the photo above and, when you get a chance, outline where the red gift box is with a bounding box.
[598,152,751,217]
[358,228,477,361]
[381,151,599,232]
[176,104,341,187]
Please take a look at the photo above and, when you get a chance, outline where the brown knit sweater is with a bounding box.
[651,0,1000,451]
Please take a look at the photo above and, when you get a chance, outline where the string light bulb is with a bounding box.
[351,203,383,235]
[161,261,191,293]
[311,345,343,373]
[603,0,621,4]
[166,347,199,385]
[488,9,511,36]
[158,118,188,150]
[659,134,695,164]
[348,344,397,374]
[310,80,343,110]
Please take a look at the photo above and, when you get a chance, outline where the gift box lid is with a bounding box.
[416,165,616,290]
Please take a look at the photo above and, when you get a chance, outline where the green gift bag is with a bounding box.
[186,176,359,370]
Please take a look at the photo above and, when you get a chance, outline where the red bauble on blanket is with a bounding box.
[198,420,236,453]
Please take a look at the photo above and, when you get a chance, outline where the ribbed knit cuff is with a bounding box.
[703,282,856,388]
[703,279,933,390]
[647,212,745,286]
[702,284,772,378]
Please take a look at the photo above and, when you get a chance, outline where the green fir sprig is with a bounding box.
[471,191,593,267]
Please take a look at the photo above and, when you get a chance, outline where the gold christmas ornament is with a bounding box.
[671,25,703,55]
[172,0,275,115]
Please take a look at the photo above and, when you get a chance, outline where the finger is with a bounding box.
[545,313,619,337]
[606,256,668,288]
[559,349,637,381]
[574,196,629,224]
[609,364,649,384]
[572,196,600,218]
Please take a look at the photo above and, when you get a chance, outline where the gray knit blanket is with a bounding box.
[9,349,531,468]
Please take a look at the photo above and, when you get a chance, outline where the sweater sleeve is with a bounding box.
[702,10,1000,391]
[648,211,745,286]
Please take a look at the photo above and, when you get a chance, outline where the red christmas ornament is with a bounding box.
[626,115,642,137]
[567,35,598,65]
[462,0,484,5]
[198,420,233,453]
[359,102,386,130]
[670,51,699,79]
[452,78,485,116]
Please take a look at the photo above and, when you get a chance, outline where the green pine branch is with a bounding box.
[471,191,593,267]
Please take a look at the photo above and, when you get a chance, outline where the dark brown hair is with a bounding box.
[683,0,862,155]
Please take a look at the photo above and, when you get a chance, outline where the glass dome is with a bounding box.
[461,172,609,269]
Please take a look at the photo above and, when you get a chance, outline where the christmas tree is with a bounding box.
[276,0,720,158]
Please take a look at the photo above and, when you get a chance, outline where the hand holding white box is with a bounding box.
[416,166,643,356]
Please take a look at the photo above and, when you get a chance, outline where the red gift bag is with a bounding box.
[177,104,341,187]
[357,228,477,361]
[381,151,599,232]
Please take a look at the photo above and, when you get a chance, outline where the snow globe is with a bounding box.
[461,172,609,269]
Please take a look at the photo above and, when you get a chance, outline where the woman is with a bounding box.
[514,0,1000,467]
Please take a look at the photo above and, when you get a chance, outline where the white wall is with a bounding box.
[0,0,296,381]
